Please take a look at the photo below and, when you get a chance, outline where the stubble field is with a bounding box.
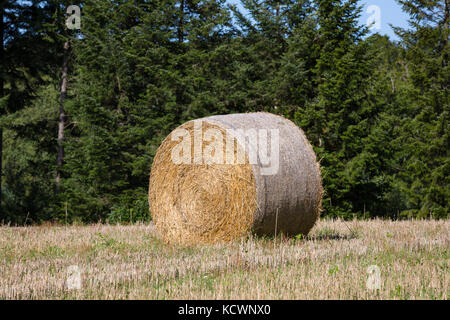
[0,219,448,299]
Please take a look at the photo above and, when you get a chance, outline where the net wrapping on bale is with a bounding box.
[149,112,323,245]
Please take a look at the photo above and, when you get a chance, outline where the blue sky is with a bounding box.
[358,0,409,40]
[227,0,410,41]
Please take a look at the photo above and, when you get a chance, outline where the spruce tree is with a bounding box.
[393,0,449,218]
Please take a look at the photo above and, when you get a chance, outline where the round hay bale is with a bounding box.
[149,112,323,245]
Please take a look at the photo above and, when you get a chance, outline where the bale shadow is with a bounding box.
[255,228,359,243]
[305,231,358,241]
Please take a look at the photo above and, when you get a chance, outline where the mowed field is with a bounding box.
[0,219,448,299]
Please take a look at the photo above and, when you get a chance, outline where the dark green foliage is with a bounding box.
[1,0,448,223]
[391,0,449,218]
[0,84,59,224]
[107,196,150,224]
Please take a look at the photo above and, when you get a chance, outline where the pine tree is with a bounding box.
[287,0,375,217]
[0,0,66,223]
[61,0,236,221]
[229,0,313,112]
[393,0,449,218]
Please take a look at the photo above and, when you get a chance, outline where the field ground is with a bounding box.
[0,219,448,299]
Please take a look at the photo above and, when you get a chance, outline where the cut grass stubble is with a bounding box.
[0,219,448,299]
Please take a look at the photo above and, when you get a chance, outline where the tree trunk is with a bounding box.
[56,40,70,193]
[0,2,4,213]
[178,0,185,43]
[443,0,449,56]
